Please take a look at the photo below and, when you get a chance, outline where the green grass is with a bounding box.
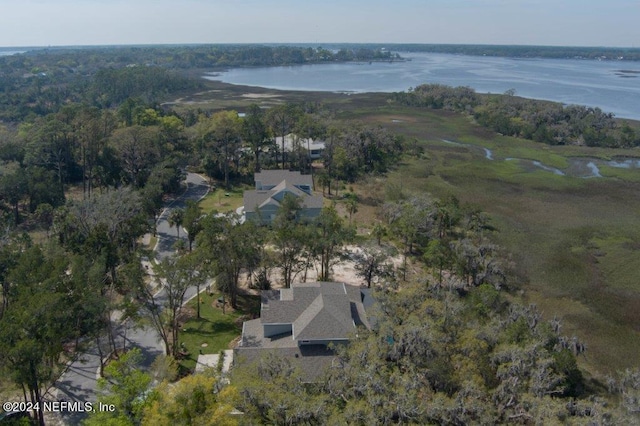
[495,144,569,169]
[147,234,158,250]
[198,186,247,215]
[598,165,640,182]
[178,292,260,372]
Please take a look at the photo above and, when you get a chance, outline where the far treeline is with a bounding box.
[391,84,640,148]
[386,44,640,61]
[0,45,399,122]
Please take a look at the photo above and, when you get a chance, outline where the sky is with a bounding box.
[0,0,638,48]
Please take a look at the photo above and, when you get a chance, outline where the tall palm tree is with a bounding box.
[344,194,358,223]
[168,208,184,239]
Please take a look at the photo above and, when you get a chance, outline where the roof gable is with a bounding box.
[271,184,306,202]
[245,171,319,216]
[255,170,313,188]
[261,282,367,341]
[294,294,355,340]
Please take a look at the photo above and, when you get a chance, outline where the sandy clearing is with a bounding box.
[237,245,404,293]
[241,93,281,99]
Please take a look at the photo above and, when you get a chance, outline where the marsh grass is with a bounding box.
[368,107,640,378]
[597,165,640,182]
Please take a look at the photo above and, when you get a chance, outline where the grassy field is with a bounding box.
[178,292,260,372]
[178,81,640,380]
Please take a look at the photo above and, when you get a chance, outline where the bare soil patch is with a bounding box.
[241,93,281,99]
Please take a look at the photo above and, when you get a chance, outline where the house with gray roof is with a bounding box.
[243,170,323,224]
[235,282,374,381]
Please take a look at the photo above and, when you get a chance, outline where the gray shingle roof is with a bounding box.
[234,345,336,382]
[270,179,306,196]
[260,282,368,341]
[255,170,313,188]
[243,190,272,213]
[238,282,374,382]
[301,194,324,209]
[243,172,322,215]
[293,295,354,341]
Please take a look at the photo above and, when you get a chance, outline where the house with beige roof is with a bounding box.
[243,170,323,224]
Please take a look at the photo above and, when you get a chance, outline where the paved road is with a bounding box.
[156,172,210,260]
[54,172,209,425]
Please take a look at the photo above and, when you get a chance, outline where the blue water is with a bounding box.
[206,52,640,120]
[0,50,26,56]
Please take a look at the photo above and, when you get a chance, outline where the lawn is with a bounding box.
[198,185,247,215]
[178,292,260,372]
[147,234,158,250]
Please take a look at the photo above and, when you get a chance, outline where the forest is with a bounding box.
[1,44,640,425]
[0,44,399,122]
[391,84,640,148]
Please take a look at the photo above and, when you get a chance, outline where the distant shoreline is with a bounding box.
[206,52,640,121]
[2,43,639,61]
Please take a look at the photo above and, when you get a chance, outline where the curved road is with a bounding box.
[54,173,209,425]
[155,173,210,260]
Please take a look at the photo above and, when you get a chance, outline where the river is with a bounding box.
[205,52,640,120]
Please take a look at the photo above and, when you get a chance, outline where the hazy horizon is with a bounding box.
[1,42,638,51]
[0,0,637,49]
